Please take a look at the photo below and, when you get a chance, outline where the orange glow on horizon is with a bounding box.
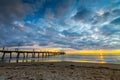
[65,49,120,54]
[1,47,120,54]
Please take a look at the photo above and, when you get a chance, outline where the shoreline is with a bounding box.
[0,61,120,69]
[0,62,120,80]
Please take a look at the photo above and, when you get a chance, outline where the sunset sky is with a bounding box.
[0,0,120,50]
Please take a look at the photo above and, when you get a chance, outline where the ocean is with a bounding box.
[0,53,120,64]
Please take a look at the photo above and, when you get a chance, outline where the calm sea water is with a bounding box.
[0,53,120,64]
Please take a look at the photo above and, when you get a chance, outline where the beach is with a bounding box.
[0,62,120,80]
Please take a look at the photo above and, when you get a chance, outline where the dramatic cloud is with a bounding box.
[0,0,120,49]
[0,0,32,24]
[110,17,120,25]
[73,7,91,22]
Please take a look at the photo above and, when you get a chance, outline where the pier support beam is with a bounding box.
[38,53,40,58]
[17,52,20,59]
[2,52,5,60]
[42,53,44,57]
[10,52,12,59]
[23,53,25,58]
[16,52,20,63]
[32,53,35,58]
[26,53,28,58]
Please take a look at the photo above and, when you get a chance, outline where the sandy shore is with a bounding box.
[0,62,120,80]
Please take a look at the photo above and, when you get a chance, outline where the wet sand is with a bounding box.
[0,62,120,80]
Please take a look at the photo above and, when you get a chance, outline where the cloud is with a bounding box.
[100,24,120,36]
[0,0,33,25]
[45,8,54,19]
[54,0,75,18]
[110,17,120,25]
[0,0,120,49]
[62,30,80,37]
[112,8,120,16]
[72,7,91,22]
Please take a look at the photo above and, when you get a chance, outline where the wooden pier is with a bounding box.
[0,49,65,61]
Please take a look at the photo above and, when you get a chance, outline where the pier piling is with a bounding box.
[2,52,5,60]
[10,52,12,59]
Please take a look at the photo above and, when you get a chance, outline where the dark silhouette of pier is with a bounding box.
[0,48,65,62]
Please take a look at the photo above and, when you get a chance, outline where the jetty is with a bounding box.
[0,48,65,61]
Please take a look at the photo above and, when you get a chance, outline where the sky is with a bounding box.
[0,0,120,49]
